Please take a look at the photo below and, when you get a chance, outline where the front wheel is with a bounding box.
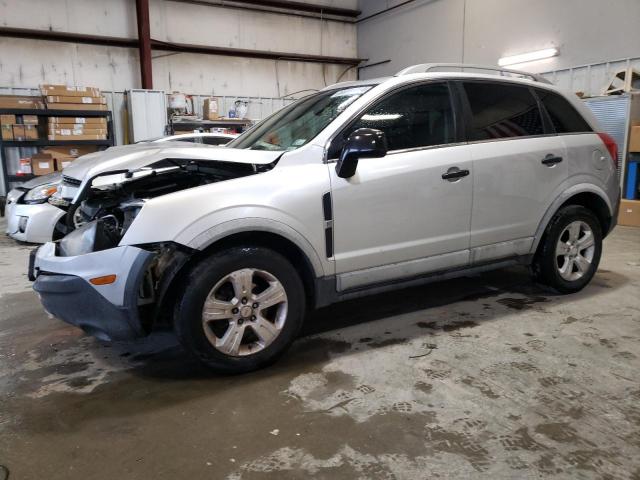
[533,205,602,293]
[174,246,306,374]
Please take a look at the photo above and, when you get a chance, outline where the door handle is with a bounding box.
[541,154,563,166]
[442,167,470,181]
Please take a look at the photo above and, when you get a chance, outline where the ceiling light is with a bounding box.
[498,48,558,67]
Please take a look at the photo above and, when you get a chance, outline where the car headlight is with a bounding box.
[23,182,60,204]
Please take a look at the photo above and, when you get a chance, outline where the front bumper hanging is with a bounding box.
[31,242,155,341]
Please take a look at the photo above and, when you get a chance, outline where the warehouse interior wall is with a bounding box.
[0,0,358,97]
[358,0,640,82]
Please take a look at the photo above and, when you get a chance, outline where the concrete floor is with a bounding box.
[1,219,639,480]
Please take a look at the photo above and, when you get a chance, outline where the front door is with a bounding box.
[328,82,474,291]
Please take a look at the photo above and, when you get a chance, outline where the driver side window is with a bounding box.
[331,82,455,157]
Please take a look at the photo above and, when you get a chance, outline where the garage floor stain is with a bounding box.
[1,221,640,479]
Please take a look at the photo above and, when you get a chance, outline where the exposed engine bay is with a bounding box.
[63,158,271,246]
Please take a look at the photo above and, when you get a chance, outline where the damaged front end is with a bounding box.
[33,156,275,339]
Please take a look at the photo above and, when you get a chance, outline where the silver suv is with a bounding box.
[31,64,620,373]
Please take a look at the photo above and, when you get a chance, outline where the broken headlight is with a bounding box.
[58,218,121,257]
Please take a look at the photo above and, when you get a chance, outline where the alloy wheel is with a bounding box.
[555,220,595,282]
[201,268,288,357]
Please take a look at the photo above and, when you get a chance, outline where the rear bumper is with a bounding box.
[32,243,155,341]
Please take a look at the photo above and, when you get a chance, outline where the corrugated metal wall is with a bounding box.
[541,58,640,98]
[584,95,630,178]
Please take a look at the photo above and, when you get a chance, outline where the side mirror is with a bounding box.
[335,128,388,178]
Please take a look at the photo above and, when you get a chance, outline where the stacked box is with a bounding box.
[0,114,15,140]
[1,114,40,141]
[0,95,45,109]
[45,112,108,141]
[41,84,108,112]
[41,145,99,171]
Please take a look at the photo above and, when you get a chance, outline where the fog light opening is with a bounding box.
[18,216,28,233]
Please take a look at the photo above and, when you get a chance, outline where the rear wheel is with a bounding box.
[174,246,305,374]
[533,205,602,293]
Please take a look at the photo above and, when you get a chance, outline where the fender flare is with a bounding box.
[184,217,326,278]
[530,183,613,253]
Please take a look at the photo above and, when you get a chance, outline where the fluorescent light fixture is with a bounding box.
[498,48,558,67]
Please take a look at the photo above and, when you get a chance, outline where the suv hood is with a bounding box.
[62,142,282,182]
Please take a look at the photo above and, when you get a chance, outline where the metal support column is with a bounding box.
[136,0,153,89]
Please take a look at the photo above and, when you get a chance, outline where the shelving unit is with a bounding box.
[169,117,252,135]
[0,108,114,195]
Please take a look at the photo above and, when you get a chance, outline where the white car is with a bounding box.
[31,64,620,373]
[5,173,65,243]
[5,133,236,243]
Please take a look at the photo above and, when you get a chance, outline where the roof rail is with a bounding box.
[395,63,552,84]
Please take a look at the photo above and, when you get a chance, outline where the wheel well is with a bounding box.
[156,232,318,324]
[559,192,612,236]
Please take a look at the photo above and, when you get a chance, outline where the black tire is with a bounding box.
[174,246,306,374]
[533,205,602,293]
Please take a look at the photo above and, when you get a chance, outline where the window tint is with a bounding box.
[346,83,455,152]
[535,89,592,133]
[463,82,544,140]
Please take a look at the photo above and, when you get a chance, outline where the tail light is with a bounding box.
[597,132,618,168]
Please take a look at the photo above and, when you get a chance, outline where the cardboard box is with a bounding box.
[46,95,107,105]
[24,124,38,140]
[48,133,106,141]
[55,156,75,171]
[48,123,96,130]
[47,103,107,111]
[618,199,640,227]
[629,125,640,153]
[41,145,98,159]
[203,97,220,120]
[12,125,25,140]
[48,117,107,126]
[40,84,101,97]
[48,127,107,136]
[0,95,45,109]
[1,124,12,140]
[22,115,39,125]
[31,153,55,176]
[0,114,16,125]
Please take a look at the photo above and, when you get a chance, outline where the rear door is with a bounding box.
[460,81,568,263]
[328,82,474,290]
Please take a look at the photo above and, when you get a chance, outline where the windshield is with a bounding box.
[228,86,372,151]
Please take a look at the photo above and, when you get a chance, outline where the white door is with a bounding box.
[328,82,474,290]
[460,81,569,263]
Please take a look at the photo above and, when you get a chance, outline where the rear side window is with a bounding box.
[347,82,455,152]
[535,89,592,133]
[463,82,544,140]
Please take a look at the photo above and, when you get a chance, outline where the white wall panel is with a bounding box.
[0,0,357,95]
[151,1,356,58]
[358,0,640,79]
[0,0,137,37]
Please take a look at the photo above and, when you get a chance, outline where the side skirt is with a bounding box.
[314,255,533,308]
